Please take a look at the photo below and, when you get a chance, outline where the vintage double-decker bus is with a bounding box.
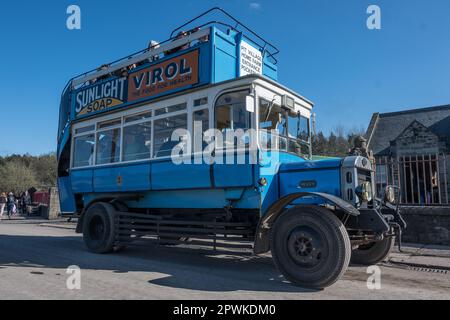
[57,8,405,289]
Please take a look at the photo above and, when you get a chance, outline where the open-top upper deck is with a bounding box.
[58,9,286,138]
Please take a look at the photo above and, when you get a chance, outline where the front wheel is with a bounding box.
[351,237,395,266]
[271,206,351,289]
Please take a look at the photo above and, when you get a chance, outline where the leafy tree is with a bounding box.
[312,126,368,158]
[0,161,38,194]
[312,132,328,155]
[31,153,57,187]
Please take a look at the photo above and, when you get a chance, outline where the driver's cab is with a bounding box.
[212,76,313,162]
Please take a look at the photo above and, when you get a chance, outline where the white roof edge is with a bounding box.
[248,75,314,108]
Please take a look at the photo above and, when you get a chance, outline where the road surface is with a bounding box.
[0,220,449,300]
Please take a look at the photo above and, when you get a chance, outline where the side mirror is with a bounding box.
[246,96,255,113]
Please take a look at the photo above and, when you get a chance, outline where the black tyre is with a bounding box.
[82,202,117,254]
[271,206,351,289]
[351,236,395,265]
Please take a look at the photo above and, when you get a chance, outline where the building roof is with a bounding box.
[366,104,450,156]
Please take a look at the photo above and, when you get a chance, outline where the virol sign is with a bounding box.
[128,50,199,102]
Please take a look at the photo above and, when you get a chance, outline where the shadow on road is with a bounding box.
[0,234,318,293]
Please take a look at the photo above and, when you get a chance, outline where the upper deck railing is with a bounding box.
[58,8,280,147]
[63,7,279,92]
[169,7,279,63]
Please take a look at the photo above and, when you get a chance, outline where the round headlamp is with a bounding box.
[355,182,373,203]
[384,186,396,204]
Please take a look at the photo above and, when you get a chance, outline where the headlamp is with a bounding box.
[355,182,373,203]
[384,186,396,204]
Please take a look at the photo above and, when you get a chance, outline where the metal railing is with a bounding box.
[64,7,279,91]
[375,154,449,206]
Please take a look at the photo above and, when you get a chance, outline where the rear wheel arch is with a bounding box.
[75,197,117,234]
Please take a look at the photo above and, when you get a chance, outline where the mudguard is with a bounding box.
[254,192,360,254]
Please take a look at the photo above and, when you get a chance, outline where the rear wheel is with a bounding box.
[82,202,117,254]
[351,236,395,265]
[271,206,351,289]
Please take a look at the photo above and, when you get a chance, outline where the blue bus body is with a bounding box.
[57,24,313,217]
[57,8,405,289]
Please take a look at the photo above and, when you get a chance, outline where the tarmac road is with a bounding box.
[0,220,449,300]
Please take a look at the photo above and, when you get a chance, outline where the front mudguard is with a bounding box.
[254,192,360,254]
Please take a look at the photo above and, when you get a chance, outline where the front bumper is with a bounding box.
[346,204,406,241]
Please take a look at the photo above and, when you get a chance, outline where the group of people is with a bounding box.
[0,191,31,221]
[90,27,210,84]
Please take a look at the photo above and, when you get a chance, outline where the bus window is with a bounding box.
[98,118,121,129]
[96,128,121,165]
[259,99,287,151]
[287,111,310,142]
[73,134,95,168]
[216,104,231,131]
[259,98,310,157]
[233,104,249,130]
[124,112,152,124]
[155,103,187,116]
[299,115,310,142]
[259,100,287,135]
[194,97,208,107]
[123,122,152,162]
[153,114,188,158]
[75,125,95,135]
[215,90,251,131]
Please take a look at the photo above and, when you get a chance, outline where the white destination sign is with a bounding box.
[240,41,263,76]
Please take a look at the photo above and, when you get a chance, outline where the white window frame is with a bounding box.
[122,112,153,163]
[69,77,312,170]
[71,95,191,169]
[95,118,122,166]
[254,83,312,157]
[72,130,96,169]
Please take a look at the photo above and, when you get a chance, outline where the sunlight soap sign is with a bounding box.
[75,78,127,117]
[240,41,263,76]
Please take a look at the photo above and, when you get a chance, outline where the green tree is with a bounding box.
[312,131,328,156]
[0,161,38,194]
[31,153,57,187]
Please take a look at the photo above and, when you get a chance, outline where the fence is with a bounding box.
[375,154,449,206]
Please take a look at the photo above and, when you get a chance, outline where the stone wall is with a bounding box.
[41,188,60,220]
[401,207,450,245]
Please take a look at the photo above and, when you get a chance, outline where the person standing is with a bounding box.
[7,192,15,219]
[0,193,7,220]
[21,191,31,215]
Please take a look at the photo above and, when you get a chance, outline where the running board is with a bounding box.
[114,211,255,251]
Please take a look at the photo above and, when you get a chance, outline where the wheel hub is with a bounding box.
[295,237,313,256]
[89,215,105,241]
[287,228,324,267]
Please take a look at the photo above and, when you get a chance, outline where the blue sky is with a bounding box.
[0,0,449,155]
